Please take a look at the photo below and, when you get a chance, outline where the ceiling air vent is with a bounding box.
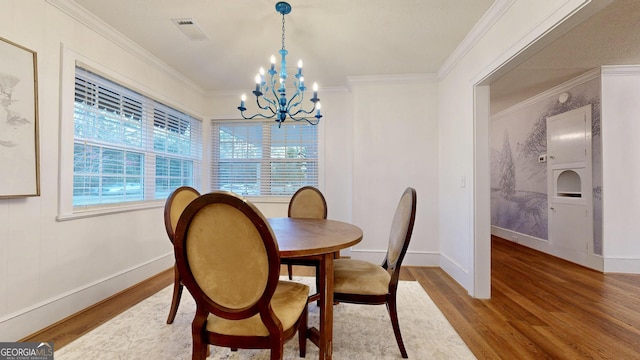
[171,18,209,41]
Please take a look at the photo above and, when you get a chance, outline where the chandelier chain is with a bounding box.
[281,13,286,51]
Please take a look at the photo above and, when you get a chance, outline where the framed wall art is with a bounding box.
[0,36,39,198]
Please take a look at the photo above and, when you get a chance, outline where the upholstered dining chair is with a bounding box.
[332,187,417,358]
[282,186,327,301]
[288,186,328,220]
[163,186,201,324]
[173,191,310,360]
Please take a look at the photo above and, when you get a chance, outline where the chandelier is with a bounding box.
[237,1,322,127]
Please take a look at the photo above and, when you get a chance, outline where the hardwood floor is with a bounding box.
[408,236,640,359]
[21,268,174,348]
[23,237,640,359]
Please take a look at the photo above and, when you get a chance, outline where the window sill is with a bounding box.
[56,200,164,221]
[56,197,290,222]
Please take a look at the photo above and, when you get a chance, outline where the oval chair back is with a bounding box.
[288,186,327,219]
[163,186,200,324]
[173,191,309,359]
[384,187,418,282]
[284,186,328,284]
[164,186,200,243]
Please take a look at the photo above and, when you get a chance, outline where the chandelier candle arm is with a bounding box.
[236,1,322,127]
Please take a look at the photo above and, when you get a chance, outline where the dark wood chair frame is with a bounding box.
[281,186,328,302]
[163,185,200,324]
[333,187,417,358]
[173,191,308,360]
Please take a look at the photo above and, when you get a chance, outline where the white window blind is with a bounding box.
[73,67,202,206]
[210,120,318,196]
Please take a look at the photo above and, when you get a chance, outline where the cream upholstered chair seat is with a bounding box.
[207,280,309,336]
[334,259,391,296]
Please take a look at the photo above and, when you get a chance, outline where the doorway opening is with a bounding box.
[473,1,621,297]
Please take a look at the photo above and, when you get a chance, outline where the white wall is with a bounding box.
[208,76,439,266]
[601,65,640,273]
[0,0,206,340]
[349,76,440,265]
[209,77,441,267]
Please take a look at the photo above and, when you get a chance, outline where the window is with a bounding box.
[73,67,201,207]
[211,120,318,196]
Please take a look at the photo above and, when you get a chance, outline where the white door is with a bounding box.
[547,105,601,270]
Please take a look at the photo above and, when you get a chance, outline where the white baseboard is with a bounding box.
[604,257,640,274]
[351,249,476,294]
[0,254,173,341]
[439,253,471,293]
[491,226,640,273]
[491,226,550,251]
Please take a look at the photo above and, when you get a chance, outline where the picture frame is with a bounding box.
[0,36,39,198]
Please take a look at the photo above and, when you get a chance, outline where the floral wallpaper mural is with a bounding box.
[491,75,602,254]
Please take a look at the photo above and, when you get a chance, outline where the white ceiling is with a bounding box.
[72,0,495,92]
[72,0,640,111]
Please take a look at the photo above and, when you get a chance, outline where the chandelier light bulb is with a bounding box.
[254,74,261,92]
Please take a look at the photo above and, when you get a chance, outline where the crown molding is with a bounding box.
[346,73,437,93]
[207,85,350,99]
[45,0,205,95]
[438,0,516,79]
[491,67,600,119]
[346,74,437,93]
[601,65,640,77]
[347,73,436,85]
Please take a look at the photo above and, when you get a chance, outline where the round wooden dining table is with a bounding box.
[267,217,363,360]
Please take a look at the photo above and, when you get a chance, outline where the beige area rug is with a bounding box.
[55,277,475,359]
